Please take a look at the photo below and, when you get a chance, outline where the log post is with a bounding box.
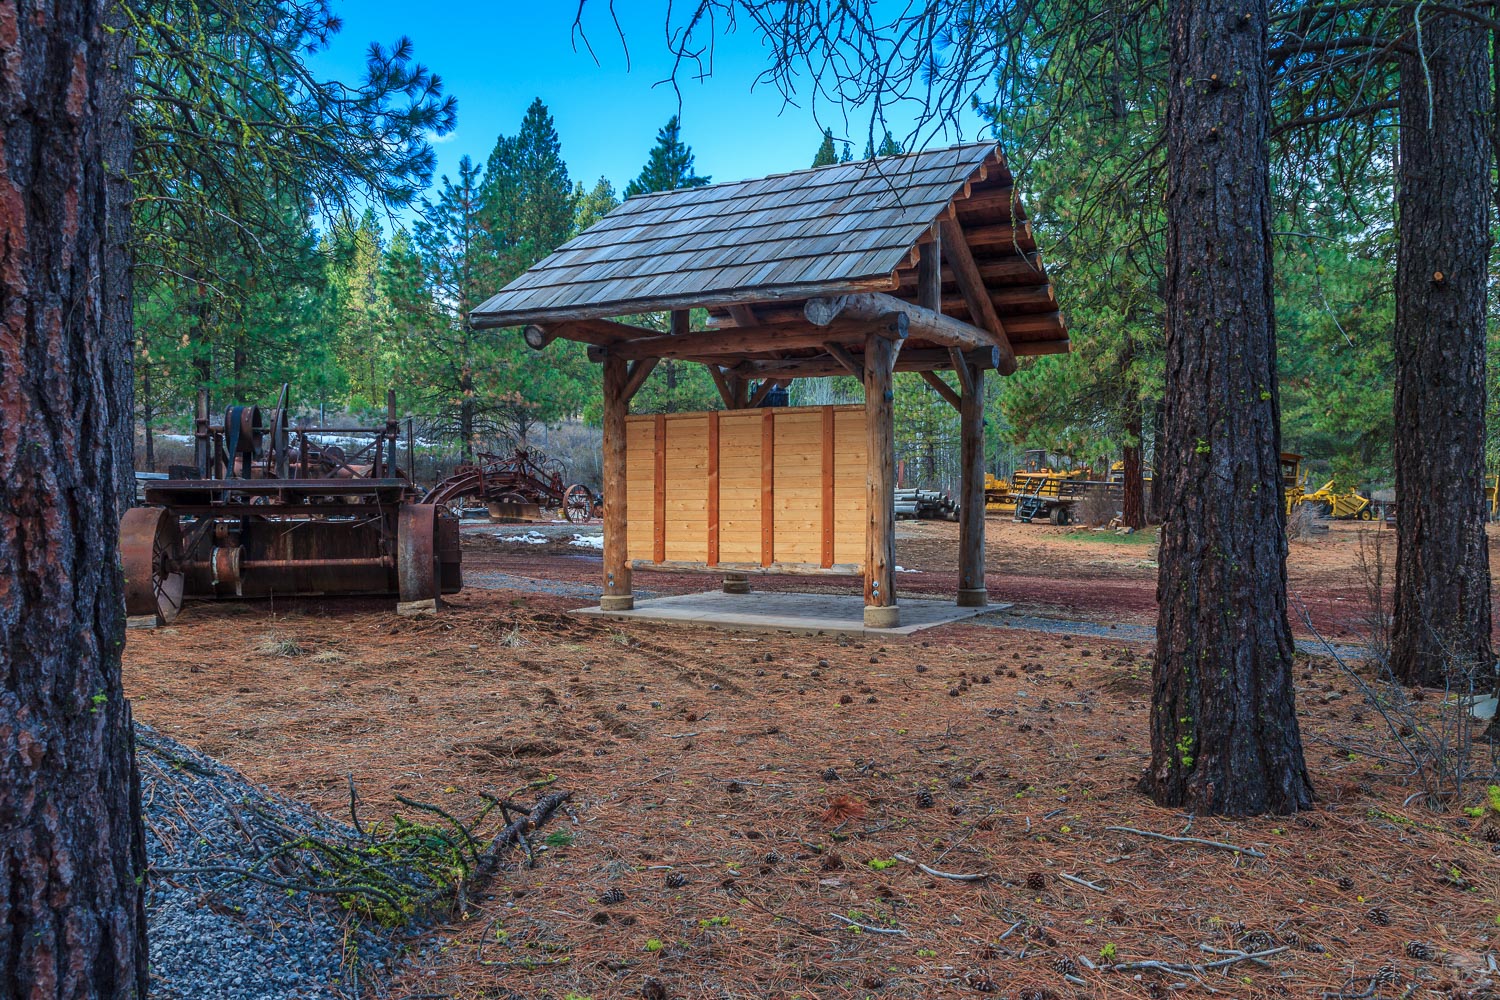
[601,354,633,610]
[957,362,988,607]
[864,331,899,628]
[721,372,752,595]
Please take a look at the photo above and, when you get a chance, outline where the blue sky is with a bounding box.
[308,3,997,202]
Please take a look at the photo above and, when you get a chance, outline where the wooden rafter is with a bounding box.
[939,216,1018,375]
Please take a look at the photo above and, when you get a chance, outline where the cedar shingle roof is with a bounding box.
[469,142,1066,353]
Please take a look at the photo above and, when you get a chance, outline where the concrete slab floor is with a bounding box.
[570,590,1008,638]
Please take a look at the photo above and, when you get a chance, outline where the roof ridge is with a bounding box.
[620,139,999,204]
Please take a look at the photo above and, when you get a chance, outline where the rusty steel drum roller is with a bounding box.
[397,503,442,607]
[121,506,185,624]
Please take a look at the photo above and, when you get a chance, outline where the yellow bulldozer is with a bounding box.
[1281,453,1375,519]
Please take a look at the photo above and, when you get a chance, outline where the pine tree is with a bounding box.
[812,128,839,167]
[1146,0,1312,815]
[623,116,711,197]
[1389,7,1494,689]
[2,2,148,993]
[574,177,619,232]
[481,98,575,279]
[400,156,509,459]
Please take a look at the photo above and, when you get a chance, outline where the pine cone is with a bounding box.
[1365,906,1391,926]
[915,789,935,809]
[966,972,998,992]
[1336,875,1355,891]
[1053,955,1078,976]
[641,978,669,1000]
[600,887,626,905]
[1026,871,1048,893]
[1483,826,1499,844]
[1405,941,1435,962]
[665,871,687,888]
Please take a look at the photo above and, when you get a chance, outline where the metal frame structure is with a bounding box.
[122,386,460,624]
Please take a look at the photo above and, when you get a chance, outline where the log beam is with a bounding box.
[601,355,633,611]
[864,332,899,628]
[523,317,653,349]
[805,291,1000,355]
[939,216,1019,375]
[595,315,906,362]
[734,345,1003,380]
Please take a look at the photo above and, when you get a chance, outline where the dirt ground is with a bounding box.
[122,517,1500,999]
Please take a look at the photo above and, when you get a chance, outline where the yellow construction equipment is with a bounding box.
[1301,480,1375,519]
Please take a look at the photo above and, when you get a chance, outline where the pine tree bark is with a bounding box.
[1144,0,1313,815]
[1389,8,1493,690]
[0,1,147,996]
[1147,398,1166,524]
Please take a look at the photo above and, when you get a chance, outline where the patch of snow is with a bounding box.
[894,565,916,573]
[493,531,549,545]
[569,534,604,550]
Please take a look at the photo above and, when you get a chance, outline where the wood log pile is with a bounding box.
[894,487,958,521]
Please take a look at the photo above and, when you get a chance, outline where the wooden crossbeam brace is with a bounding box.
[919,370,962,410]
[748,377,788,407]
[622,358,659,402]
[707,365,736,409]
[823,342,862,377]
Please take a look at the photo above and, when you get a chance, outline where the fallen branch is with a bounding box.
[1105,825,1266,858]
[1058,872,1107,892]
[830,913,909,936]
[893,852,991,882]
[485,790,572,867]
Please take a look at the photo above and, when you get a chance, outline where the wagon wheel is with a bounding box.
[120,506,185,624]
[563,484,595,523]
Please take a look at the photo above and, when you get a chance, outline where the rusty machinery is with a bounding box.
[425,447,598,522]
[121,385,461,624]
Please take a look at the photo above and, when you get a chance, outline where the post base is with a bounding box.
[722,574,751,595]
[397,598,439,617]
[600,594,635,611]
[863,604,900,629]
[956,588,989,608]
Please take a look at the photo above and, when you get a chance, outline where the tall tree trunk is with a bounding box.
[1147,397,1166,523]
[141,365,155,472]
[0,0,148,995]
[1144,0,1313,815]
[1121,418,1145,529]
[459,369,476,462]
[1390,8,1494,690]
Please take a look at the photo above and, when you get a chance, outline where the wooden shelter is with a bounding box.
[470,142,1067,628]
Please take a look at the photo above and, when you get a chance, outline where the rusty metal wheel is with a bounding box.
[121,506,185,624]
[397,503,441,607]
[563,484,595,523]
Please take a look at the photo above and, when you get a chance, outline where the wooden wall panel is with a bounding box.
[624,405,866,571]
[625,418,656,561]
[717,412,763,564]
[833,409,868,566]
[663,415,710,562]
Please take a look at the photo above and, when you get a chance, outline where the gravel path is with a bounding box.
[137,724,418,1000]
[972,610,1370,660]
[463,568,656,600]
